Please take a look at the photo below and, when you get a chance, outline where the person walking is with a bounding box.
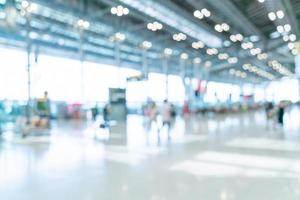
[148,102,158,132]
[265,102,275,129]
[277,101,285,126]
[161,100,172,139]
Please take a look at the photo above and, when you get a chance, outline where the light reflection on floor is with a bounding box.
[171,151,300,178]
[1,108,300,200]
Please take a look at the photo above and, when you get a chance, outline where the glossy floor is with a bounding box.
[1,108,300,200]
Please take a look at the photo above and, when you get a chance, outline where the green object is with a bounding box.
[37,100,47,111]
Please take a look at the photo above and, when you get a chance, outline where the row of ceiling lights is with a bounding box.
[173,33,187,41]
[268,10,285,21]
[16,1,291,80]
[107,2,293,77]
[229,69,247,79]
[4,1,246,73]
[261,0,298,56]
[20,0,38,16]
[110,5,129,16]
[193,8,241,66]
[164,47,212,67]
[268,60,293,76]
[205,47,238,64]
[193,8,211,19]
[78,4,236,68]
[243,64,275,80]
[147,21,163,32]
[209,2,291,80]
[214,23,230,32]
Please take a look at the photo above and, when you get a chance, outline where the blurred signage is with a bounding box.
[109,88,126,104]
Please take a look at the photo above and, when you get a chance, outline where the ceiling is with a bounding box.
[0,0,298,84]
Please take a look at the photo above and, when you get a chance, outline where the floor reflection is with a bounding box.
[1,108,300,199]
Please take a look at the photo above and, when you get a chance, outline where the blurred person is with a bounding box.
[142,102,151,129]
[183,101,190,117]
[91,104,99,121]
[265,102,275,129]
[161,100,172,138]
[277,101,285,126]
[170,103,177,122]
[36,91,51,128]
[102,104,110,127]
[148,101,159,131]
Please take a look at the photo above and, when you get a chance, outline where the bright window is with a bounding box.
[0,47,27,100]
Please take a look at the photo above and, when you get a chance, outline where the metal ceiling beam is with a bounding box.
[113,0,223,47]
[282,0,300,37]
[202,0,266,41]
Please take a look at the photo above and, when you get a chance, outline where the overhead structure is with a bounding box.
[0,0,298,84]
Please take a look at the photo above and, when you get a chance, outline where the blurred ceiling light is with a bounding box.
[292,49,298,55]
[204,61,212,68]
[230,34,243,42]
[110,32,126,42]
[257,53,268,60]
[215,23,230,32]
[284,24,291,32]
[147,21,163,31]
[289,34,297,42]
[258,0,265,3]
[173,33,187,41]
[228,57,238,64]
[221,23,230,31]
[229,69,235,75]
[241,42,253,49]
[58,39,65,46]
[218,53,229,60]
[250,48,262,55]
[283,35,290,42]
[141,40,152,49]
[193,57,202,64]
[28,3,38,12]
[192,41,205,49]
[21,0,29,8]
[276,25,284,33]
[201,8,211,17]
[29,31,38,39]
[223,40,231,47]
[115,32,125,41]
[77,19,90,30]
[235,34,243,41]
[249,35,260,42]
[276,10,285,19]
[241,72,247,78]
[230,35,237,42]
[268,12,276,21]
[164,48,173,56]
[193,10,204,19]
[206,48,218,55]
[111,5,129,16]
[288,42,295,49]
[214,24,222,32]
[42,34,51,41]
[243,64,251,70]
[180,53,189,60]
